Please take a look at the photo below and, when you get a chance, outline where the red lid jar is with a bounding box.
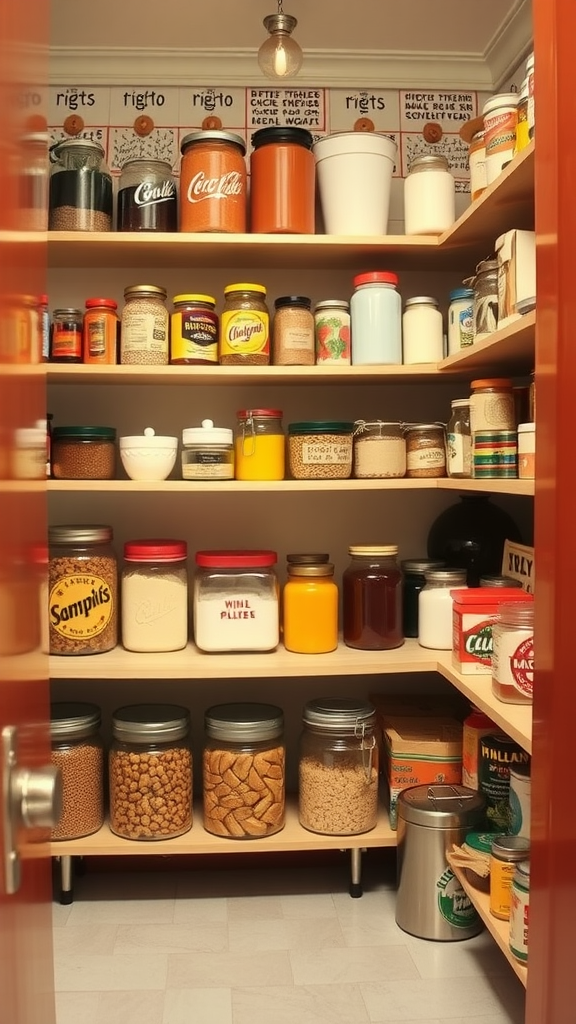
[179,130,247,234]
[250,127,315,234]
[193,550,279,653]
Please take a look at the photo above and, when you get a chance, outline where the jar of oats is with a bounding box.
[50,701,104,841]
[48,524,118,655]
[120,284,169,365]
[404,423,447,478]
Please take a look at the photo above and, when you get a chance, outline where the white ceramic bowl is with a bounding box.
[119,427,178,482]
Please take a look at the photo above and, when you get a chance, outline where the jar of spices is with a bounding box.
[272,295,314,365]
[50,308,83,362]
[121,284,169,365]
[50,701,104,841]
[401,559,445,638]
[490,836,530,920]
[51,425,116,480]
[48,524,118,656]
[83,298,118,364]
[179,130,246,233]
[49,138,112,232]
[473,431,518,479]
[314,300,351,364]
[405,423,446,478]
[447,288,474,354]
[235,408,284,481]
[287,421,353,480]
[353,420,406,479]
[402,296,444,364]
[418,569,467,650]
[17,131,49,231]
[483,94,519,184]
[299,698,379,836]
[492,601,534,705]
[473,259,499,338]
[509,860,530,963]
[170,294,218,365]
[109,704,192,840]
[203,703,285,838]
[117,158,177,232]
[250,126,315,234]
[122,539,188,653]
[404,153,456,235]
[220,283,270,365]
[350,271,402,365]
[470,378,515,434]
[343,545,403,651]
[469,130,487,202]
[515,79,530,155]
[447,399,472,478]
[181,419,234,480]
[193,550,279,653]
[283,562,338,654]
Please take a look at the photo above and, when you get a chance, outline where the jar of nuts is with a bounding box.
[109,704,193,840]
[288,421,354,479]
[203,702,285,839]
[50,701,104,841]
[48,524,118,656]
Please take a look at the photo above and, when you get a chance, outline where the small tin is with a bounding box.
[490,835,531,920]
[473,430,517,479]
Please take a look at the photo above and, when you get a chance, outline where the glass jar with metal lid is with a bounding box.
[194,549,279,653]
[182,418,234,480]
[418,569,468,650]
[447,399,472,479]
[299,698,379,837]
[121,284,169,365]
[51,425,116,480]
[288,421,353,480]
[49,138,112,231]
[287,552,330,566]
[272,295,314,366]
[283,562,338,654]
[404,153,456,235]
[203,702,285,839]
[50,308,83,362]
[117,158,177,232]
[405,423,447,478]
[353,420,406,479]
[448,287,475,354]
[250,126,315,234]
[220,283,269,365]
[490,835,531,920]
[48,524,118,656]
[492,601,534,705]
[235,408,284,480]
[343,545,403,650]
[109,704,192,840]
[470,378,515,434]
[473,259,499,338]
[402,296,444,364]
[170,294,218,365]
[50,701,104,841]
[122,539,188,653]
[179,130,246,233]
[401,558,446,638]
[314,299,351,364]
[509,860,530,962]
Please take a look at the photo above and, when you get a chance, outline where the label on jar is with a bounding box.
[171,311,218,362]
[302,442,350,465]
[220,310,269,358]
[182,452,233,480]
[436,867,479,929]
[509,879,529,961]
[282,326,313,350]
[470,392,515,432]
[49,574,114,640]
[51,325,81,359]
[479,733,530,830]
[315,313,351,364]
[485,110,518,157]
[406,446,445,471]
[194,593,279,651]
[122,312,168,355]
[493,628,534,697]
[447,432,472,476]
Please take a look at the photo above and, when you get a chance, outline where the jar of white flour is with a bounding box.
[122,539,188,652]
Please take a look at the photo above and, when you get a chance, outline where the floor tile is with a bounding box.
[95,991,165,1024]
[279,892,340,919]
[52,924,118,956]
[52,903,73,928]
[405,930,511,979]
[232,983,370,1024]
[173,895,228,924]
[63,897,175,926]
[360,975,525,1021]
[54,952,168,992]
[167,949,293,989]
[226,894,285,921]
[163,988,233,1024]
[114,921,228,954]
[290,945,419,986]
[228,915,345,952]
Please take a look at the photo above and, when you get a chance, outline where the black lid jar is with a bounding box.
[250,126,315,234]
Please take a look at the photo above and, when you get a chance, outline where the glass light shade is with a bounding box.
[258,29,303,79]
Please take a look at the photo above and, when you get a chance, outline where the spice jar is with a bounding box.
[469,378,515,435]
[490,836,530,920]
[203,703,285,838]
[250,126,315,234]
[314,300,351,364]
[194,550,279,653]
[122,539,188,653]
[447,288,474,354]
[405,423,446,478]
[50,701,104,841]
[492,601,534,705]
[170,294,218,365]
[17,131,49,231]
[117,158,177,232]
[447,399,472,478]
[109,704,192,840]
[283,562,338,654]
[179,130,246,233]
[353,420,406,479]
[483,94,519,184]
[48,524,118,656]
[272,295,314,366]
[473,259,499,338]
[400,558,445,638]
[350,272,402,365]
[50,308,83,363]
[469,130,487,201]
[220,283,270,365]
[402,296,444,364]
[49,138,112,231]
[404,153,456,235]
[509,860,530,963]
[83,298,118,364]
[299,698,378,836]
[343,545,403,651]
[51,425,116,480]
[235,408,284,481]
[287,421,353,480]
[121,284,169,365]
[181,419,234,480]
[417,568,467,650]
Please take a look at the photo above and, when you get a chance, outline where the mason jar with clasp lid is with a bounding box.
[235,408,284,480]
[343,545,403,650]
[404,153,456,235]
[353,420,406,479]
[117,158,177,231]
[50,701,104,841]
[49,138,112,232]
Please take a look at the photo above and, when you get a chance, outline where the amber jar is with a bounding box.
[343,545,404,650]
[220,283,270,365]
[83,298,118,364]
[250,127,315,234]
[179,130,246,234]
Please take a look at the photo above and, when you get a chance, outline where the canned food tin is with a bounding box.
[509,860,530,962]
[490,835,530,920]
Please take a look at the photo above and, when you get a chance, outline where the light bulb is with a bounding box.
[258,14,303,79]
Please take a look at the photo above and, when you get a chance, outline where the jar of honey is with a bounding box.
[250,127,315,234]
[343,545,404,650]
[179,130,247,233]
[235,409,284,481]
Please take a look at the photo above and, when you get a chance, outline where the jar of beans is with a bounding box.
[353,420,406,478]
[272,296,315,365]
[404,423,447,478]
[109,704,193,840]
[48,524,118,656]
[287,421,353,479]
[121,284,169,365]
[50,701,104,841]
[51,425,116,479]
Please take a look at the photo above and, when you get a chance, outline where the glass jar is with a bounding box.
[527,53,535,140]
[121,284,169,365]
[179,130,246,233]
[10,423,46,480]
[220,283,270,365]
[283,563,338,654]
[203,702,285,838]
[509,860,530,963]
[447,399,472,478]
[479,576,523,588]
[39,294,50,362]
[51,425,116,480]
[83,298,119,364]
[250,126,315,234]
[405,423,446,478]
[483,93,519,184]
[122,539,188,653]
[400,558,445,638]
[492,601,534,705]
[287,421,353,480]
[272,295,315,366]
[404,153,456,235]
[49,138,112,231]
[235,408,284,481]
[402,296,444,364]
[181,419,234,480]
[109,704,192,840]
[343,545,403,651]
[469,130,487,202]
[170,293,218,365]
[48,524,118,655]
[473,259,499,338]
[299,698,379,836]
[350,271,402,365]
[353,420,406,479]
[117,158,177,232]
[418,568,467,650]
[314,299,351,365]
[470,378,515,434]
[50,308,83,362]
[18,131,49,231]
[515,79,530,155]
[490,836,530,920]
[50,701,104,841]
[194,549,279,652]
[447,287,474,354]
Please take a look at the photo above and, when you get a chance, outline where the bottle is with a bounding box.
[402,297,444,363]
[447,399,472,478]
[350,272,402,365]
[404,154,456,235]
[283,562,338,654]
[418,569,467,650]
[343,545,403,650]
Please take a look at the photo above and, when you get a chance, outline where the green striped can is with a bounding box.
[473,430,517,478]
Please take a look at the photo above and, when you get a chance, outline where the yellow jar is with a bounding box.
[490,835,530,920]
[220,283,269,365]
[235,408,285,481]
[283,563,338,654]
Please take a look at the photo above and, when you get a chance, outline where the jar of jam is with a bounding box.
[179,130,246,233]
[220,283,270,365]
[170,294,218,365]
[343,545,403,651]
[250,126,315,234]
[117,158,177,232]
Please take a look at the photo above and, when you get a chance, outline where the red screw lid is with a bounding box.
[85,297,118,310]
[353,271,398,288]
[236,409,282,419]
[124,539,187,561]
[196,549,277,568]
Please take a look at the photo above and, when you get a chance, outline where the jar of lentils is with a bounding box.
[121,284,169,365]
[51,425,116,480]
[48,524,118,656]
[50,701,104,841]
[353,420,406,478]
[405,423,447,478]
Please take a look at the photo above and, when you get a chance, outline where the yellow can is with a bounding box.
[235,409,285,481]
[490,835,530,920]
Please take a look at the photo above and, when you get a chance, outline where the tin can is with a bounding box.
[479,733,530,831]
[473,430,517,479]
[509,860,530,962]
[179,130,246,233]
[490,835,530,920]
[170,294,218,365]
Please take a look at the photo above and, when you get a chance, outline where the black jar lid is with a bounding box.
[252,126,314,150]
[274,295,312,310]
[287,553,330,565]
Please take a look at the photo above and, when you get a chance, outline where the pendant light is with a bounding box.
[258,0,303,79]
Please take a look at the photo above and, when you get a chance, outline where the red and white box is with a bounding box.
[451,588,534,675]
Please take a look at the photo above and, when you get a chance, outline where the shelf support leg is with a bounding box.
[59,855,73,905]
[349,847,363,898]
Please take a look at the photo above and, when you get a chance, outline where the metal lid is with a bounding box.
[404,296,439,309]
[449,288,474,301]
[50,701,101,740]
[514,860,530,882]
[303,698,375,732]
[424,569,467,583]
[112,704,190,743]
[237,408,281,419]
[52,426,116,440]
[349,545,398,557]
[274,295,312,310]
[464,831,500,855]
[450,399,470,409]
[479,575,523,588]
[124,539,187,562]
[314,300,350,312]
[252,126,313,150]
[180,129,246,154]
[286,553,330,565]
[124,284,167,299]
[401,558,445,573]
[287,563,334,577]
[52,137,105,156]
[409,153,450,173]
[403,423,445,433]
[205,702,283,742]
[492,836,531,859]
[53,308,83,317]
[398,784,485,827]
[49,524,113,546]
[288,421,354,435]
[173,294,216,306]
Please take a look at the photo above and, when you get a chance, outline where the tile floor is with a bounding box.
[52,851,526,1024]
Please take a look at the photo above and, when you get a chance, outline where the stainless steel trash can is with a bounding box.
[396,784,486,940]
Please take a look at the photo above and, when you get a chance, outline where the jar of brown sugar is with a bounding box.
[405,423,447,478]
[48,524,118,656]
[51,426,116,479]
[272,295,314,365]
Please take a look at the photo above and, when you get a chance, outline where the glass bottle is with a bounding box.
[48,138,112,231]
[220,283,270,365]
[83,298,119,364]
[283,563,338,654]
[343,545,403,651]
[50,308,83,363]
[447,399,472,478]
[492,602,534,705]
[50,701,104,840]
[122,539,188,653]
[473,259,499,338]
[418,568,467,650]
[235,408,284,481]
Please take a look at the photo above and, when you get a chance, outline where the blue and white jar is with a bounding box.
[350,271,402,365]
[448,288,474,355]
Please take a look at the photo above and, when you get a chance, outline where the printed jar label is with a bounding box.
[436,867,479,929]
[51,326,82,359]
[282,326,313,350]
[315,314,351,363]
[406,446,445,470]
[220,310,269,356]
[509,883,529,961]
[485,110,518,155]
[447,432,472,476]
[171,311,218,361]
[479,733,530,830]
[194,593,279,651]
[302,442,350,465]
[459,615,495,668]
[493,629,534,696]
[122,312,168,353]
[49,573,113,639]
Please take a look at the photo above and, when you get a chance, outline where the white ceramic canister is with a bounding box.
[122,540,188,653]
[402,297,444,364]
[518,423,535,480]
[313,132,397,236]
[483,94,519,185]
[418,569,467,650]
[350,271,402,365]
[509,766,531,839]
[404,154,456,236]
[447,288,474,354]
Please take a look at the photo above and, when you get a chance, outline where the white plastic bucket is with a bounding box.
[313,132,397,236]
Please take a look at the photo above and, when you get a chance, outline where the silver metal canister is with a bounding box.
[396,784,486,940]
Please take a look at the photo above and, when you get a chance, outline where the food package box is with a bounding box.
[451,587,534,675]
[380,715,463,829]
[495,229,536,329]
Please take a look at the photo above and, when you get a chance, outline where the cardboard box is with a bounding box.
[451,587,534,675]
[380,715,463,829]
[496,229,536,329]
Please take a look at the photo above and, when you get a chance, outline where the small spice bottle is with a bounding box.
[272,295,315,366]
[181,419,234,480]
[418,568,467,650]
[405,423,447,478]
[447,399,472,478]
[51,425,116,480]
[509,860,530,963]
[490,836,530,920]
[122,540,188,653]
[314,300,351,364]
[50,701,104,841]
[50,308,83,363]
[283,562,338,654]
[170,294,218,365]
[404,154,456,235]
[402,296,444,364]
[121,284,169,366]
[353,420,406,479]
[83,298,119,364]
[235,409,284,481]
[400,558,445,638]
[220,283,270,365]
[473,259,499,338]
[343,545,403,651]
[193,550,279,653]
[492,601,534,705]
[48,525,118,656]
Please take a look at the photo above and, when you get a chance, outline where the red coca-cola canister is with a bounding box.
[179,130,247,234]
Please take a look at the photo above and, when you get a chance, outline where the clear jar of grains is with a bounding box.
[353,420,406,478]
[404,423,447,478]
[272,295,315,365]
[50,701,104,841]
[120,284,169,365]
[51,425,116,480]
[121,539,188,653]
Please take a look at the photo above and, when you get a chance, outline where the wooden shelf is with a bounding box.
[447,854,528,988]
[46,362,445,385]
[47,477,533,495]
[439,312,536,376]
[437,479,534,496]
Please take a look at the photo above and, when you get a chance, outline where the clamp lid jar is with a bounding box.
[182,418,234,480]
[235,408,284,481]
[49,138,112,232]
[353,420,406,479]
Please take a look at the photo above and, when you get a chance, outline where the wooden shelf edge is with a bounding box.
[438,312,536,374]
[48,478,438,493]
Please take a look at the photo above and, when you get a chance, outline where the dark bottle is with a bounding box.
[117,159,177,232]
[343,545,404,651]
[401,558,446,638]
[427,494,523,587]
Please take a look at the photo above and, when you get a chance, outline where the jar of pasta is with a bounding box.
[220,283,270,365]
[405,423,446,478]
[353,420,406,478]
[235,409,284,480]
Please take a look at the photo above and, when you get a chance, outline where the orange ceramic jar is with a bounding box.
[179,130,247,234]
[250,127,315,234]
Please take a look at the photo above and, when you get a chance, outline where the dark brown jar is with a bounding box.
[343,545,404,650]
[250,127,315,234]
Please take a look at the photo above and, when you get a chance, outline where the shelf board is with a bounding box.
[437,479,534,496]
[439,312,536,376]
[45,362,445,385]
[447,854,528,988]
[436,652,532,752]
[47,478,533,495]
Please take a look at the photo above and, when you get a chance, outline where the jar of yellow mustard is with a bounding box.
[235,409,285,481]
[283,562,338,654]
[220,283,270,365]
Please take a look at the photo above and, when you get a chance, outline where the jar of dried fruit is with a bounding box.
[48,524,118,656]
[50,701,104,841]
